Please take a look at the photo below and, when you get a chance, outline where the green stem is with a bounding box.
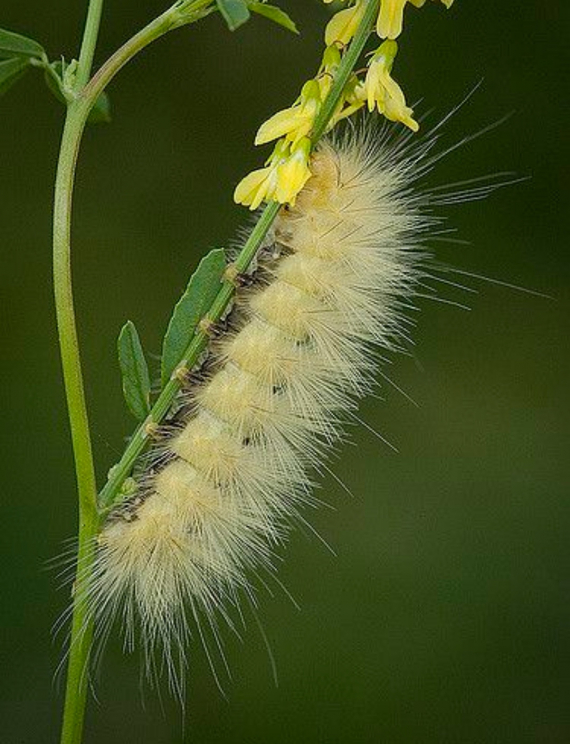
[98,0,380,514]
[81,2,209,105]
[76,0,105,88]
[55,67,101,744]
[55,2,214,743]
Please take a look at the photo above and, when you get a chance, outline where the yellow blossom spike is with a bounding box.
[324,0,366,47]
[362,40,419,131]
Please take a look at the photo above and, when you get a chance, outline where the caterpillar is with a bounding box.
[89,121,492,688]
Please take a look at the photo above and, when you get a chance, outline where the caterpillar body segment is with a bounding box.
[92,128,435,679]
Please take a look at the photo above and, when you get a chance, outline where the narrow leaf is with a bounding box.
[216,0,251,31]
[161,248,226,386]
[248,3,298,34]
[0,57,29,97]
[0,28,44,59]
[118,320,151,421]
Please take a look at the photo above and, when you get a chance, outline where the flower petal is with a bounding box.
[234,167,274,210]
[377,0,407,39]
[275,139,313,205]
[255,107,302,146]
[325,1,365,46]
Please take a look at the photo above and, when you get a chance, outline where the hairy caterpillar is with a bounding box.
[89,121,497,688]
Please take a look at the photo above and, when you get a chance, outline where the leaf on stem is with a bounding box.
[247,3,298,34]
[216,0,251,31]
[161,248,226,386]
[0,28,44,59]
[0,57,30,96]
[118,320,151,421]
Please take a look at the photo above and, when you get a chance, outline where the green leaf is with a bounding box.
[0,57,29,97]
[216,0,251,31]
[87,91,111,124]
[161,248,226,386]
[117,320,151,421]
[0,28,44,59]
[247,3,298,33]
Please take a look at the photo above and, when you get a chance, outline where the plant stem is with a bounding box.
[55,2,213,743]
[76,0,105,88]
[98,0,380,513]
[81,3,191,104]
[55,90,99,744]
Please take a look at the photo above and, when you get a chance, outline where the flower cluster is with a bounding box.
[234,0,456,210]
[234,46,360,210]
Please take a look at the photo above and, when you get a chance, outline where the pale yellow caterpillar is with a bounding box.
[88,121,497,688]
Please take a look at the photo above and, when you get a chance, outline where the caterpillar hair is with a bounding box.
[87,118,507,692]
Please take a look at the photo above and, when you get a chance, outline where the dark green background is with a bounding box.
[1,1,568,742]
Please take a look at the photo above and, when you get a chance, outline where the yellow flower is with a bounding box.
[362,40,418,131]
[234,138,313,210]
[376,0,418,39]
[324,0,366,46]
[275,138,313,204]
[255,80,321,147]
[233,163,279,211]
[377,0,455,39]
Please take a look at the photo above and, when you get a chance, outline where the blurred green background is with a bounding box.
[1,1,568,742]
